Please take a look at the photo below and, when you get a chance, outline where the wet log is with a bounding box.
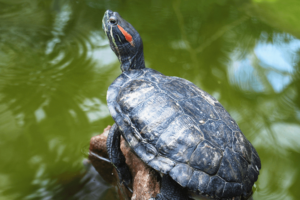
[88,125,160,200]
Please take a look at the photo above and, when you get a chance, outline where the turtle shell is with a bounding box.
[107,68,261,199]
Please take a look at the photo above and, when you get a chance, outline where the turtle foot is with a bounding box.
[150,175,193,200]
[107,123,132,189]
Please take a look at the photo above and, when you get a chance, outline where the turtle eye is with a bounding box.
[109,17,118,25]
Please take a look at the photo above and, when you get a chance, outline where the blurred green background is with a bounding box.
[0,0,300,199]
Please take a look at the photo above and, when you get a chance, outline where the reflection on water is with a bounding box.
[230,34,300,93]
[0,0,299,199]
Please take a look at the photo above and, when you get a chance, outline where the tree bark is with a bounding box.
[88,125,160,200]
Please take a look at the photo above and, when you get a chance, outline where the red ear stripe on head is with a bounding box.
[117,25,135,47]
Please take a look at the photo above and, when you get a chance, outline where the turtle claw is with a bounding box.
[90,149,132,192]
[116,164,132,185]
[123,181,133,193]
[116,165,133,193]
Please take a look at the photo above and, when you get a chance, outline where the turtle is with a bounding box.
[102,10,261,200]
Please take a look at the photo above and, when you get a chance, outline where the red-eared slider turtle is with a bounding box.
[102,10,261,200]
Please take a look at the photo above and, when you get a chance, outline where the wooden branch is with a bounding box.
[88,125,160,200]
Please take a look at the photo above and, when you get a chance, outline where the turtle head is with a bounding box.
[102,10,145,72]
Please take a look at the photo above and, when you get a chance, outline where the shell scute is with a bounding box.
[188,84,219,105]
[108,102,125,127]
[187,171,201,193]
[236,154,249,179]
[148,156,176,174]
[169,163,194,187]
[250,143,261,170]
[187,170,210,194]
[242,177,253,196]
[117,80,159,113]
[129,93,182,145]
[155,114,204,163]
[141,111,181,146]
[247,165,259,183]
[200,120,232,150]
[217,147,246,183]
[214,103,240,131]
[133,142,157,164]
[222,182,242,198]
[143,68,171,83]
[205,176,225,198]
[159,80,198,100]
[107,86,120,103]
[179,97,218,125]
[189,140,223,175]
[233,132,252,163]
[124,128,139,147]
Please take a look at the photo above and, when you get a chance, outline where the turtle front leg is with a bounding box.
[107,123,132,191]
[150,175,193,200]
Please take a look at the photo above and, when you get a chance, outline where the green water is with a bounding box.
[0,0,300,199]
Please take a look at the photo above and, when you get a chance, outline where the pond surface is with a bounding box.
[0,0,300,199]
